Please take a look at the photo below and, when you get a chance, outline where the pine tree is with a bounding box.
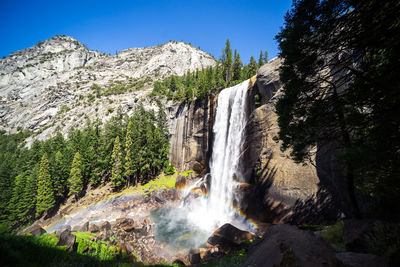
[124,121,134,186]
[36,153,55,217]
[68,152,83,200]
[247,56,258,78]
[258,50,264,67]
[232,49,243,82]
[52,151,67,200]
[221,39,233,86]
[263,50,268,64]
[111,136,124,189]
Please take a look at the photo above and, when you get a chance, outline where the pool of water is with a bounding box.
[150,206,212,251]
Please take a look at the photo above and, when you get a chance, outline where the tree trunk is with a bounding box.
[332,87,361,218]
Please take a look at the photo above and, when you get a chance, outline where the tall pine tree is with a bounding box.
[68,152,83,200]
[111,136,124,189]
[124,121,134,186]
[36,153,55,217]
[221,39,233,86]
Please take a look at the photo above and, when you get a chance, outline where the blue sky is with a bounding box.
[0,0,292,62]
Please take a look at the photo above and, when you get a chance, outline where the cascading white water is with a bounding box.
[207,79,249,225]
[184,79,249,232]
[151,79,251,251]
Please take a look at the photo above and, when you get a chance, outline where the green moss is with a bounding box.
[316,221,345,252]
[179,170,194,178]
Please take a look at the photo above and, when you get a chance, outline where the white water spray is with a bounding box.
[185,79,249,231]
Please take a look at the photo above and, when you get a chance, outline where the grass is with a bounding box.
[315,221,345,252]
[116,173,178,197]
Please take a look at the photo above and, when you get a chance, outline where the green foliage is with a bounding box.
[164,164,176,175]
[150,40,261,102]
[36,153,55,217]
[68,152,83,199]
[179,170,194,178]
[0,233,135,266]
[275,0,400,219]
[317,221,345,252]
[110,136,124,189]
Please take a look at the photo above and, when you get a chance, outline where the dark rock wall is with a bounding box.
[168,95,217,172]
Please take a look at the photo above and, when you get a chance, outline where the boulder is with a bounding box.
[56,228,77,252]
[175,174,186,190]
[207,223,255,250]
[100,221,111,231]
[344,219,375,252]
[54,225,72,238]
[189,251,201,265]
[18,224,46,236]
[336,252,388,267]
[72,221,89,232]
[89,224,100,233]
[244,224,342,267]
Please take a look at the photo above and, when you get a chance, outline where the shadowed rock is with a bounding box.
[56,228,76,251]
[207,223,255,250]
[336,252,388,267]
[244,224,342,267]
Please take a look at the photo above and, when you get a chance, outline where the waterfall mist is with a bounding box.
[152,79,251,251]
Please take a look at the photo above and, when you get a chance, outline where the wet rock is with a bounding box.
[100,221,111,231]
[175,174,186,190]
[55,225,72,238]
[244,224,342,267]
[189,251,201,265]
[192,161,206,174]
[18,224,46,236]
[89,224,100,233]
[72,221,89,232]
[207,223,255,250]
[56,228,77,252]
[116,217,129,225]
[336,252,388,267]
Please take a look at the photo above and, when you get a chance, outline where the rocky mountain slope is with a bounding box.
[0,35,216,144]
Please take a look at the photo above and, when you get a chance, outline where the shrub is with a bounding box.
[164,164,176,175]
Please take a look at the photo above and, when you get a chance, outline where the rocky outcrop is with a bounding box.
[242,57,346,224]
[168,95,217,172]
[0,35,216,145]
[206,223,256,250]
[244,224,342,267]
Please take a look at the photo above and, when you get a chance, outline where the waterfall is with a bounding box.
[184,79,249,231]
[207,79,249,225]
[151,80,250,251]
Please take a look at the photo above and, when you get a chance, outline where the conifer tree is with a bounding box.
[36,153,55,217]
[258,50,264,67]
[221,39,233,86]
[124,121,134,186]
[263,50,268,64]
[52,151,67,200]
[247,56,258,78]
[111,136,124,189]
[68,152,83,200]
[232,49,243,82]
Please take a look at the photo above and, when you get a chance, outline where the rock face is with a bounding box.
[244,224,342,267]
[0,35,216,145]
[242,57,346,224]
[56,228,77,251]
[206,223,255,250]
[336,252,388,267]
[17,224,46,236]
[168,95,217,171]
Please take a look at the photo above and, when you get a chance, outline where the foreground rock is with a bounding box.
[244,224,342,267]
[56,228,77,251]
[17,224,46,236]
[336,252,388,267]
[207,223,256,250]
